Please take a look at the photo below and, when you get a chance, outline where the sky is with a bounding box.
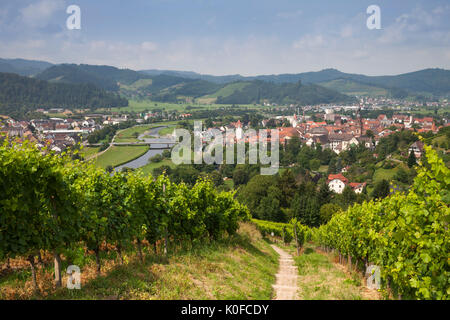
[0,0,449,76]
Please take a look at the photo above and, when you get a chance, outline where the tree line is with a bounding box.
[0,72,128,118]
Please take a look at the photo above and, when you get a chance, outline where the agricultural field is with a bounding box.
[114,124,161,143]
[94,145,149,168]
[79,146,100,160]
[372,167,398,183]
[157,126,175,136]
[197,82,251,103]
[319,79,388,97]
[109,99,266,113]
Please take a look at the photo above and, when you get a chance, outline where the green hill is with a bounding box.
[318,79,389,97]
[142,68,450,97]
[36,64,153,92]
[0,72,128,117]
[215,80,356,105]
[0,58,53,76]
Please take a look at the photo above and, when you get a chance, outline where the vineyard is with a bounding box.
[314,144,449,300]
[0,139,250,295]
[0,138,449,300]
[256,144,449,300]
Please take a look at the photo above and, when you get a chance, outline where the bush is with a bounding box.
[149,154,163,163]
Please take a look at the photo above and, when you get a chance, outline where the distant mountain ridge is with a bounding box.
[33,64,357,105]
[1,58,449,105]
[141,68,450,97]
[0,58,53,76]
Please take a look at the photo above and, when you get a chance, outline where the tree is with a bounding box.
[371,179,390,199]
[278,169,297,207]
[152,165,172,177]
[170,165,199,185]
[150,154,163,163]
[340,186,357,209]
[319,203,341,224]
[291,193,321,227]
[232,165,249,187]
[237,175,279,219]
[394,167,409,184]
[408,150,417,168]
[309,159,321,171]
[317,182,332,205]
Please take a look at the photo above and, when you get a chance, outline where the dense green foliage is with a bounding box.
[216,80,356,105]
[151,80,222,102]
[314,144,449,299]
[0,58,53,77]
[36,64,152,91]
[0,72,128,117]
[143,67,450,97]
[87,120,142,144]
[0,139,250,288]
[252,218,310,248]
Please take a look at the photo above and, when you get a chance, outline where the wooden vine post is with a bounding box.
[293,223,300,256]
[163,183,168,257]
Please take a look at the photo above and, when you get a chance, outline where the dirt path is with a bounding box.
[271,245,299,300]
[292,245,381,300]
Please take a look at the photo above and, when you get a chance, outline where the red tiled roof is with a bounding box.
[349,182,366,188]
[327,174,348,184]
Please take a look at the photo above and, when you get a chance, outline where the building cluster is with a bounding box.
[275,112,442,154]
[191,110,446,158]
[0,116,101,153]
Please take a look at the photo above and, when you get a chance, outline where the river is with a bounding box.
[114,126,175,172]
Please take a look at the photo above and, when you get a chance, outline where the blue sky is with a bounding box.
[0,0,449,75]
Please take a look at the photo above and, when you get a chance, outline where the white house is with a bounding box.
[350,182,366,194]
[327,174,349,194]
[409,141,424,158]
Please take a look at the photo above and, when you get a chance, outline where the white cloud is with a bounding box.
[0,4,448,76]
[292,34,325,49]
[378,6,444,45]
[141,41,158,52]
[19,0,65,28]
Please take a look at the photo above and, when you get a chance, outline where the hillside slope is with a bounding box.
[36,64,152,92]
[0,72,128,116]
[0,58,53,76]
[142,68,450,97]
[214,80,356,105]
[0,223,279,300]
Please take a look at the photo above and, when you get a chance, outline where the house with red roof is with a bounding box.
[349,182,367,194]
[327,174,349,194]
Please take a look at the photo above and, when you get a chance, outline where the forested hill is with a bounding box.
[35,63,354,105]
[36,64,152,91]
[142,68,450,97]
[214,80,357,105]
[0,58,53,76]
[0,72,128,117]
